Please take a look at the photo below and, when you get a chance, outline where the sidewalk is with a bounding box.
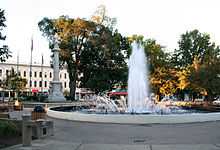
[3,138,220,150]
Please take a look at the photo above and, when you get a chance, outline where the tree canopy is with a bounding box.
[0,9,11,62]
[38,13,129,99]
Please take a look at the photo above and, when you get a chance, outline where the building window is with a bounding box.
[64,82,66,88]
[0,69,2,76]
[64,73,66,79]
[50,72,52,78]
[6,70,9,76]
[34,81,37,87]
[34,72,37,77]
[24,71,26,77]
[30,71,32,77]
[44,81,47,87]
[44,72,47,78]
[39,72,42,78]
[60,73,62,79]
[29,80,32,87]
[18,71,21,76]
[39,81,42,87]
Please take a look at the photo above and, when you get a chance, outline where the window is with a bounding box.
[34,72,37,77]
[44,72,47,78]
[18,71,21,76]
[44,81,47,87]
[39,81,42,87]
[0,69,2,76]
[50,72,52,78]
[29,80,32,87]
[60,73,62,79]
[30,71,32,77]
[34,81,37,87]
[6,70,9,76]
[24,71,26,77]
[39,72,42,78]
[64,73,66,79]
[64,82,67,88]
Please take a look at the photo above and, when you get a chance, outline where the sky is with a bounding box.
[1,0,220,65]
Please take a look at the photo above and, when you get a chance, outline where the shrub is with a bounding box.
[0,120,19,136]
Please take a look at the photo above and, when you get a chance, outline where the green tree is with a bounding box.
[189,50,220,101]
[39,15,129,99]
[172,29,215,68]
[172,29,220,100]
[144,39,169,73]
[79,30,129,92]
[4,68,27,99]
[0,9,11,62]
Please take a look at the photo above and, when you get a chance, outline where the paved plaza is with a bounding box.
[3,117,220,150]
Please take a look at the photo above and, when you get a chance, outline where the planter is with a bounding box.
[31,112,46,120]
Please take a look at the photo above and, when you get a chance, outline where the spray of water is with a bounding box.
[127,41,151,113]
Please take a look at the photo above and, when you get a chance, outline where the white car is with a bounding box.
[213,99,220,105]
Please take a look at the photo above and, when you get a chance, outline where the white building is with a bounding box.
[0,62,70,95]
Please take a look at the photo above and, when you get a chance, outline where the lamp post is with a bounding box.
[48,35,65,102]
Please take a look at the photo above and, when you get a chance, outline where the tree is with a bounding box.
[0,9,11,62]
[39,15,129,99]
[3,68,27,99]
[172,29,215,68]
[189,50,220,101]
[79,30,129,92]
[144,39,169,73]
[150,67,179,101]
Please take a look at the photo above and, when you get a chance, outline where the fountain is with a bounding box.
[127,42,150,113]
[47,41,220,124]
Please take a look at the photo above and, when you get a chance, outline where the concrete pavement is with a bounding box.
[3,140,220,150]
[3,118,220,150]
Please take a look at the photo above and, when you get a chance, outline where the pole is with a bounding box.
[16,51,19,100]
[17,51,19,75]
[29,36,33,96]
[41,54,43,93]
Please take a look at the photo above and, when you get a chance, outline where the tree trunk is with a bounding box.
[68,62,78,101]
[69,80,76,101]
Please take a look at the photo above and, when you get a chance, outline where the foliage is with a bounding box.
[0,9,11,62]
[79,30,129,92]
[3,68,27,98]
[171,29,220,100]
[171,29,216,68]
[150,67,178,97]
[38,10,129,98]
[144,39,169,73]
[0,120,19,136]
[189,54,220,101]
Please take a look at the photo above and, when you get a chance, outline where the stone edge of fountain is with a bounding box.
[47,106,220,124]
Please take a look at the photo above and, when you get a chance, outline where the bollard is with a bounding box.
[22,114,32,146]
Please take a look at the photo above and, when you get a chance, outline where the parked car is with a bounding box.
[213,99,220,105]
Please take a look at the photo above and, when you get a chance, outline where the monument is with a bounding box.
[48,35,66,102]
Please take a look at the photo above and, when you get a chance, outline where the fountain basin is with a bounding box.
[47,106,220,124]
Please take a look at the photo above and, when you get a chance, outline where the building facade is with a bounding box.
[0,63,70,95]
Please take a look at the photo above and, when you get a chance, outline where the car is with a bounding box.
[213,99,220,105]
